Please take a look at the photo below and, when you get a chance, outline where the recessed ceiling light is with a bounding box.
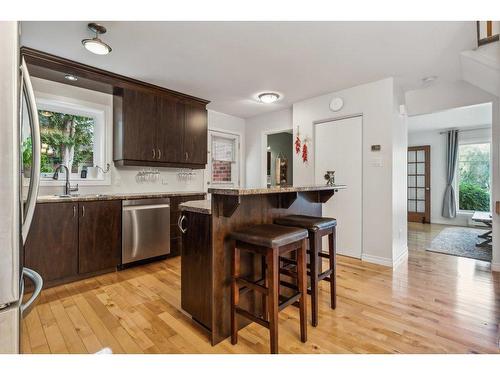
[422,75,438,84]
[258,92,280,104]
[82,23,112,55]
[64,74,78,81]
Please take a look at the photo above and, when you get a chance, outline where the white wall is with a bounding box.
[293,78,407,267]
[32,78,245,197]
[408,128,491,226]
[245,108,293,187]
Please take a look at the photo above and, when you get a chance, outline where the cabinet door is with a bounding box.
[24,202,78,283]
[181,211,212,329]
[78,200,121,274]
[156,95,183,163]
[122,89,156,161]
[183,102,208,165]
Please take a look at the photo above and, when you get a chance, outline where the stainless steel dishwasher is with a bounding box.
[122,198,170,265]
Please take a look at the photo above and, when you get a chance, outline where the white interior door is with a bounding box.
[315,116,363,259]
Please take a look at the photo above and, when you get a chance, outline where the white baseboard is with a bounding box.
[361,253,393,267]
[393,247,409,268]
[491,263,500,272]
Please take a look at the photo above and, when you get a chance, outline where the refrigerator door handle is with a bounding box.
[20,268,43,318]
[20,58,41,244]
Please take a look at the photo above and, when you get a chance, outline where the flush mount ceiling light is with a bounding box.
[258,92,280,104]
[64,74,78,81]
[82,23,112,55]
[421,75,438,84]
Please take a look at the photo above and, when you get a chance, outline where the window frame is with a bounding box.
[208,130,240,187]
[33,92,111,186]
[455,139,492,213]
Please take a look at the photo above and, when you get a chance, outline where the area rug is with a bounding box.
[426,226,492,262]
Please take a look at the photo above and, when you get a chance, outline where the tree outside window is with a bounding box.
[457,143,491,211]
[22,109,95,176]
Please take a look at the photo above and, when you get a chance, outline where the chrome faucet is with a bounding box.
[52,165,79,196]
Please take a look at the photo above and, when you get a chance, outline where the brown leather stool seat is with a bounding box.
[229,224,309,354]
[230,223,308,248]
[274,215,336,232]
[274,215,337,327]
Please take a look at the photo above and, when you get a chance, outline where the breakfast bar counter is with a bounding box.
[179,185,345,345]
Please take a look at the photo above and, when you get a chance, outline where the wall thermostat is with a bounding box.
[329,97,344,112]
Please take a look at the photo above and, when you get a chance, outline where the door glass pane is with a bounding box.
[408,176,416,187]
[417,150,425,162]
[408,200,416,212]
[408,188,416,199]
[408,151,416,162]
[416,188,425,200]
[417,201,425,213]
[416,175,425,187]
[416,162,425,175]
[408,163,416,175]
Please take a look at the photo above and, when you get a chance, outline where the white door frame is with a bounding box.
[313,114,364,259]
[261,128,293,187]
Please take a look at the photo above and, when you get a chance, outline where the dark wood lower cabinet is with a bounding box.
[78,200,122,274]
[181,211,212,330]
[170,194,206,256]
[24,202,78,283]
[24,200,122,288]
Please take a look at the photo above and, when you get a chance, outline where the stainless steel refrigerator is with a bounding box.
[0,21,43,354]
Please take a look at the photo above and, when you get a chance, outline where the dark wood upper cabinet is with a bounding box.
[115,89,156,162]
[184,101,208,165]
[24,202,78,283]
[156,95,184,164]
[78,200,122,274]
[114,88,208,168]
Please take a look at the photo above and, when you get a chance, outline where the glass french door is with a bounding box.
[408,146,431,223]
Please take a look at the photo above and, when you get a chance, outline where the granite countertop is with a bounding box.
[208,185,346,196]
[37,191,206,203]
[179,200,211,215]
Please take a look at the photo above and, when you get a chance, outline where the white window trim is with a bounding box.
[207,130,241,187]
[33,91,112,187]
[455,138,492,214]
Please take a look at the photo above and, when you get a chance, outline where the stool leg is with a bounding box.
[329,228,337,310]
[261,255,267,320]
[309,233,320,327]
[297,239,308,343]
[267,248,279,354]
[231,247,240,345]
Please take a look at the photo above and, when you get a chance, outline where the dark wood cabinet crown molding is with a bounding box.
[20,47,210,105]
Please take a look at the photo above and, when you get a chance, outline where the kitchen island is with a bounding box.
[179,185,345,345]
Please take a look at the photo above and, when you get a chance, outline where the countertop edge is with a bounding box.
[179,200,212,215]
[36,191,206,203]
[208,185,346,196]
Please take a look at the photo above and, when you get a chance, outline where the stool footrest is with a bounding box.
[235,307,270,329]
[318,252,330,259]
[237,276,268,296]
[279,291,302,311]
[318,269,333,281]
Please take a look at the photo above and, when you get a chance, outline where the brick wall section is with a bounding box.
[212,160,232,182]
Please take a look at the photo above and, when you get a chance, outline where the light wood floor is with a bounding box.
[21,222,500,354]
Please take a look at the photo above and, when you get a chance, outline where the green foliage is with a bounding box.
[38,110,94,173]
[458,181,490,211]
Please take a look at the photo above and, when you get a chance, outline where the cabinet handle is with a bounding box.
[152,148,156,159]
[73,205,76,218]
[157,148,161,160]
[185,152,188,161]
[82,205,85,217]
[178,214,187,234]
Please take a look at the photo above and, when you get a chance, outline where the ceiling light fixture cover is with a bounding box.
[258,92,280,104]
[82,23,112,55]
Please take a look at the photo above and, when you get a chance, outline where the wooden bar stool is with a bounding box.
[230,224,308,354]
[274,215,337,327]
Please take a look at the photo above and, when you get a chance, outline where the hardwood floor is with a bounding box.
[21,222,500,354]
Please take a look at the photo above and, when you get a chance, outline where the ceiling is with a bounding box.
[20,21,476,119]
[407,103,492,133]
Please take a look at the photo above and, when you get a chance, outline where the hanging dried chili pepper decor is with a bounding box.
[302,137,309,163]
[295,126,301,155]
